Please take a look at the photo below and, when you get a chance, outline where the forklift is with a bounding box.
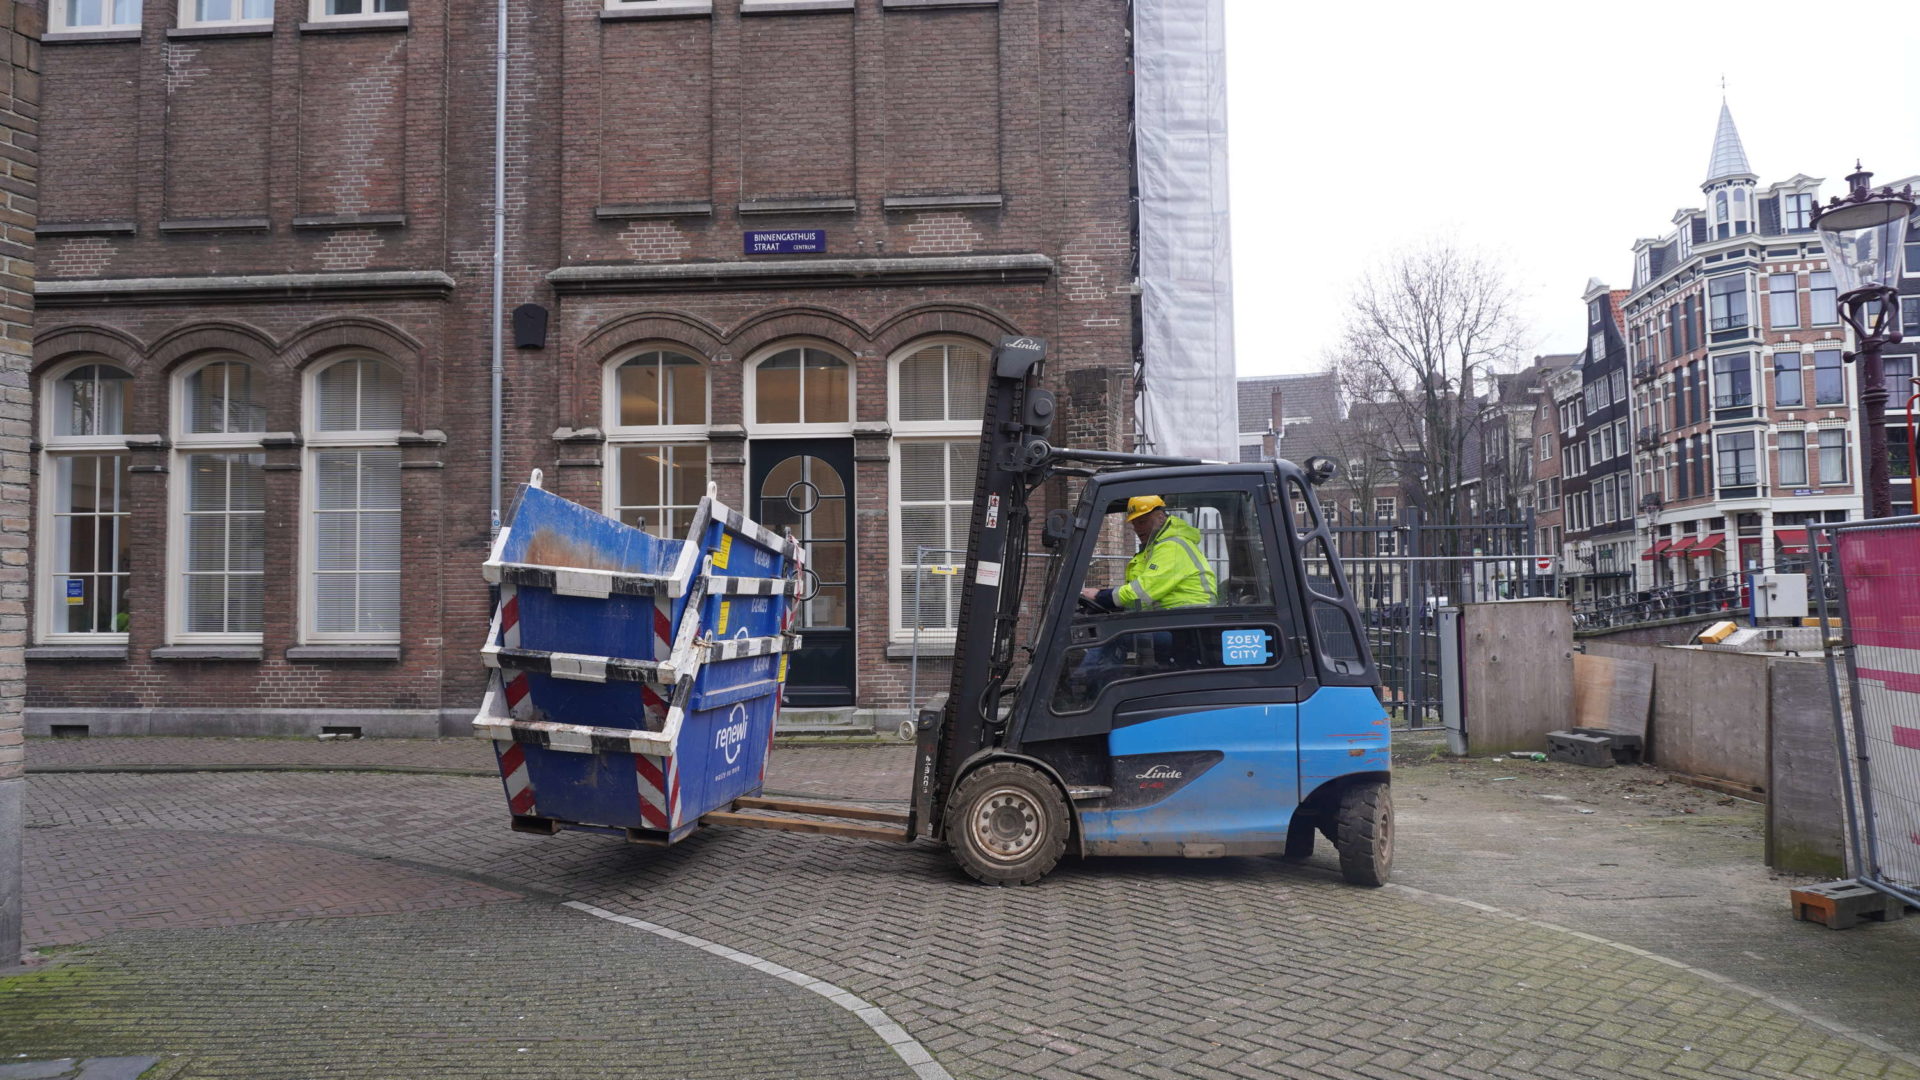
[480,335,1392,887]
[890,335,1393,886]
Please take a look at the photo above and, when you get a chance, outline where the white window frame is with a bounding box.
[169,356,269,645]
[51,0,142,32]
[178,0,270,27]
[601,344,712,533]
[1777,429,1808,488]
[301,356,405,645]
[305,0,407,23]
[38,359,136,643]
[744,339,856,437]
[887,337,988,642]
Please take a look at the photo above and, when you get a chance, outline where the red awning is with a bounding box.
[1664,538,1696,557]
[1775,528,1832,554]
[1641,539,1672,560]
[1689,533,1726,555]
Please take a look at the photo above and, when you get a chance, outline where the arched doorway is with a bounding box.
[751,444,854,706]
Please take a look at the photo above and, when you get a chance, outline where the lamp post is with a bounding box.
[1814,164,1914,519]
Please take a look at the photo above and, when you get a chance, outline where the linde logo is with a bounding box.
[1005,337,1043,351]
[716,704,750,765]
[1134,764,1183,781]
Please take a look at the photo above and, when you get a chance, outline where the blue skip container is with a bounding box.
[472,472,804,842]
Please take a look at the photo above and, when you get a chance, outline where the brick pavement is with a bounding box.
[2,901,915,1080]
[16,756,1920,1080]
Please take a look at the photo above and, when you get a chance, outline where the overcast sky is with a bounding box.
[1225,0,1920,378]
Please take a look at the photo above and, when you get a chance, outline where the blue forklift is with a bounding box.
[479,335,1391,886]
[897,335,1392,885]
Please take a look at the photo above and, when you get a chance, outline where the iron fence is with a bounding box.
[1811,516,1920,908]
[1567,559,1838,631]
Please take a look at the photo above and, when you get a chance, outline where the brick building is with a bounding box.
[26,0,1138,733]
[1559,282,1633,603]
[1621,102,1904,590]
[0,0,37,969]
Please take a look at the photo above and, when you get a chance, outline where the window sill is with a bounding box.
[151,645,264,661]
[39,221,137,237]
[596,201,714,221]
[159,217,271,235]
[287,645,401,662]
[883,193,1003,211]
[601,1,714,19]
[299,14,409,33]
[43,29,142,43]
[740,0,853,12]
[882,0,998,8]
[294,212,407,231]
[26,644,128,661]
[886,641,954,660]
[167,24,274,38]
[738,197,856,215]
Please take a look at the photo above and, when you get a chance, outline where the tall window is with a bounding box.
[180,0,269,25]
[1774,353,1803,407]
[1813,350,1845,405]
[605,347,709,536]
[1886,355,1915,392]
[1818,429,1848,485]
[753,346,851,428]
[1716,432,1756,487]
[1778,431,1808,487]
[305,358,403,641]
[1784,193,1813,231]
[1811,271,1838,325]
[1902,297,1920,338]
[891,340,987,638]
[54,0,140,31]
[41,364,134,640]
[1767,274,1799,328]
[1707,275,1748,332]
[174,359,267,640]
[1712,354,1752,408]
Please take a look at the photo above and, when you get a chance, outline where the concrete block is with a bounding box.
[1572,727,1643,765]
[1547,730,1614,769]
[1791,880,1910,930]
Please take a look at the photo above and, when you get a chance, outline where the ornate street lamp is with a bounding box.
[1814,165,1915,518]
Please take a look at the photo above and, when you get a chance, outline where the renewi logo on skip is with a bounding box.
[715,703,750,765]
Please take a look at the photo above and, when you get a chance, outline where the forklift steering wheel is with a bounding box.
[1075,593,1102,615]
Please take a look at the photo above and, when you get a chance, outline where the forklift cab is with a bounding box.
[950,460,1391,885]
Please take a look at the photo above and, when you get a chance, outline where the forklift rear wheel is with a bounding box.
[1334,780,1393,887]
[946,762,1070,886]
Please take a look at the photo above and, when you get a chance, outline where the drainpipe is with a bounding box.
[490,0,508,536]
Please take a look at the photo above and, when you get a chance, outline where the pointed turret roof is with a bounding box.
[1703,100,1753,184]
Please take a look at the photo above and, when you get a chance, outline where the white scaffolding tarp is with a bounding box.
[1133,0,1235,463]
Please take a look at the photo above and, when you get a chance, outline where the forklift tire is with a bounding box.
[945,761,1070,886]
[1333,780,1393,887]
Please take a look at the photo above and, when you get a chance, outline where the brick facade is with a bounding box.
[27,0,1137,732]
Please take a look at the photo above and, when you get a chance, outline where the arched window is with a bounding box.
[173,357,268,640]
[40,362,135,640]
[604,346,710,537]
[888,339,989,639]
[304,357,404,641]
[751,346,851,429]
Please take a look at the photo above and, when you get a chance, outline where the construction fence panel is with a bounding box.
[1814,516,1920,906]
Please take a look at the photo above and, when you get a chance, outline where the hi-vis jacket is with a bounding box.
[1114,516,1218,610]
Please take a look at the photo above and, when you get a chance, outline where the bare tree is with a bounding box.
[1321,361,1403,525]
[1332,243,1527,533]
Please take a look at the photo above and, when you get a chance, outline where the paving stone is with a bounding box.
[72,1059,158,1080]
[0,1061,77,1080]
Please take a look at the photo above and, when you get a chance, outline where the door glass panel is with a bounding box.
[760,454,848,629]
[1052,624,1281,714]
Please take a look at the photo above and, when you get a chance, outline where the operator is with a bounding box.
[1079,495,1218,612]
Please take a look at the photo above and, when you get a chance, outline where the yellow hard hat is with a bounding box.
[1126,495,1166,521]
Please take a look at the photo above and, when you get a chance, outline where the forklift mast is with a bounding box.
[911,336,1209,840]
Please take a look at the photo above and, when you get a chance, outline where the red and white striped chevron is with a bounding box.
[498,740,537,815]
[499,584,534,720]
[642,591,673,731]
[635,752,681,831]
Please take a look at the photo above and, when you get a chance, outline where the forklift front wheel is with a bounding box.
[945,762,1070,886]
[1334,779,1393,887]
